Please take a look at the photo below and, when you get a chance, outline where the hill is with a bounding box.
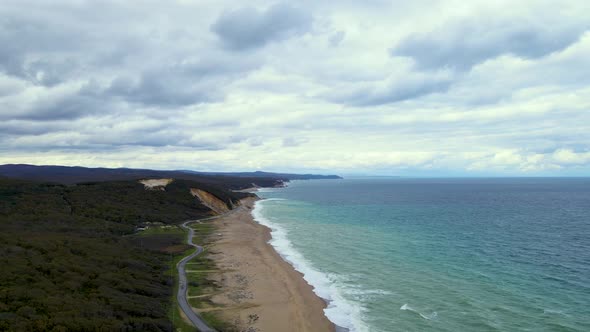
[0,164,342,186]
[180,170,342,180]
[0,164,281,187]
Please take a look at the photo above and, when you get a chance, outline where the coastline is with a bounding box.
[205,196,335,331]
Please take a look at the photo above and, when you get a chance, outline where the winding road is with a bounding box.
[177,219,216,332]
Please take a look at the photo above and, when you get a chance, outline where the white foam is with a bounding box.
[252,199,369,332]
[345,288,394,296]
[400,303,438,320]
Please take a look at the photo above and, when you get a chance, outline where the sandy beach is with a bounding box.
[205,197,335,331]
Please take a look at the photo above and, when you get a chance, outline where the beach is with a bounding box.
[205,197,335,331]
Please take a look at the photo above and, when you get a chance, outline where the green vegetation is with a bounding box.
[138,226,196,332]
[143,221,234,332]
[182,221,236,332]
[200,312,236,332]
[0,177,253,331]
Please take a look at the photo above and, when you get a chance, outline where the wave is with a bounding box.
[345,288,394,296]
[261,198,287,201]
[400,304,438,320]
[543,308,566,316]
[252,199,368,332]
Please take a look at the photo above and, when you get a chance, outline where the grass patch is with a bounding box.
[187,220,238,330]
[138,225,185,236]
[166,220,237,331]
[201,311,239,332]
[169,245,198,332]
[184,221,220,310]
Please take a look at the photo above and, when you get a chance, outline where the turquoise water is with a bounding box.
[253,178,590,332]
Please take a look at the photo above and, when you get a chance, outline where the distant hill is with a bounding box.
[180,170,342,180]
[0,164,341,185]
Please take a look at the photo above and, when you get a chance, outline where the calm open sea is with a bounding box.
[253,178,590,331]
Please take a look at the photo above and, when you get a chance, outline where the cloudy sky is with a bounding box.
[1,0,589,175]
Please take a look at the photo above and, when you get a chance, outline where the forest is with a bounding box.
[0,176,254,331]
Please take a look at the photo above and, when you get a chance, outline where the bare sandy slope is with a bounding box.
[139,178,173,189]
[206,197,335,332]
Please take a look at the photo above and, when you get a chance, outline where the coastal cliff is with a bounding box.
[190,188,233,214]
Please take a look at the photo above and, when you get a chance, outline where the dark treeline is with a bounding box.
[0,164,287,187]
[0,177,254,331]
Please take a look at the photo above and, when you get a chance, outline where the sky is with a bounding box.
[1,0,589,176]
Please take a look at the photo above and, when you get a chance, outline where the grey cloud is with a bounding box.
[282,137,307,147]
[182,54,262,77]
[0,116,237,151]
[392,19,587,71]
[0,76,25,97]
[1,2,261,111]
[327,76,453,106]
[329,31,345,47]
[23,58,82,86]
[0,120,68,136]
[1,87,106,122]
[91,130,186,148]
[211,2,312,51]
[106,52,262,107]
[246,137,264,147]
[109,132,234,151]
[0,12,94,83]
[26,95,98,121]
[107,72,220,107]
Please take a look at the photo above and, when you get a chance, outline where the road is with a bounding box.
[177,219,216,332]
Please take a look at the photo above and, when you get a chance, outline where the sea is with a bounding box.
[252,178,590,332]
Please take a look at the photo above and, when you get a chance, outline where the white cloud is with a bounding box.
[552,149,590,165]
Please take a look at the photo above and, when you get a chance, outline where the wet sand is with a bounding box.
[205,197,335,331]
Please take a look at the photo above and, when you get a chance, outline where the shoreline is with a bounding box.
[205,197,335,331]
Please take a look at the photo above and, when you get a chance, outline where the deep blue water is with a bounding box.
[253,178,590,331]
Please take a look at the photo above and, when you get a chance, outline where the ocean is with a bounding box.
[252,178,590,332]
